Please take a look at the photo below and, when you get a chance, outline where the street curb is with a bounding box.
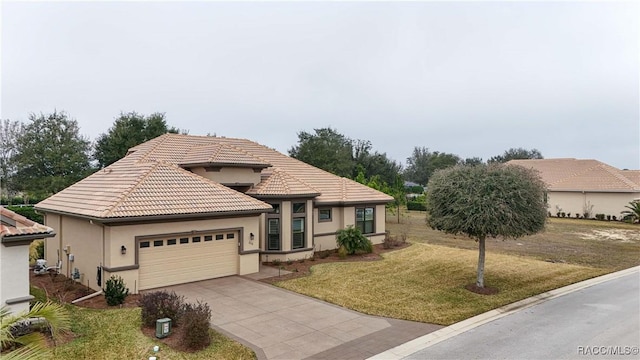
[367,266,640,360]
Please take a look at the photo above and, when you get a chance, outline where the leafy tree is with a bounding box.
[621,201,640,223]
[356,151,403,186]
[336,225,372,255]
[426,164,547,288]
[488,147,543,164]
[12,111,93,199]
[94,112,179,168]
[0,119,24,200]
[404,147,461,185]
[461,157,484,166]
[0,301,71,360]
[289,127,354,177]
[289,127,402,183]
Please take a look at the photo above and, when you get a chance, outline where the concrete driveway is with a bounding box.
[156,275,441,360]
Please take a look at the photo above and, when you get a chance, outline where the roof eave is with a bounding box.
[180,162,271,169]
[314,199,393,206]
[549,188,640,193]
[36,207,271,224]
[248,193,321,199]
[2,232,56,246]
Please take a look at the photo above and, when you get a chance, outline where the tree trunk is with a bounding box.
[397,205,400,224]
[476,235,486,288]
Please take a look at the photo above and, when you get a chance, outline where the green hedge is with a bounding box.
[5,205,44,224]
[1,197,44,205]
[407,201,427,211]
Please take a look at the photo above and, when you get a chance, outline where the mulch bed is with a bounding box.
[28,242,412,352]
[259,242,411,284]
[465,283,499,295]
[31,243,411,307]
[30,271,140,309]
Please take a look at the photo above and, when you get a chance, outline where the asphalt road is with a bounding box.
[405,270,640,360]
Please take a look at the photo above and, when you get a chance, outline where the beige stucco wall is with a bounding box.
[313,206,343,251]
[191,167,261,186]
[312,204,387,251]
[45,213,262,293]
[239,253,259,275]
[548,191,639,218]
[0,243,30,313]
[44,213,104,290]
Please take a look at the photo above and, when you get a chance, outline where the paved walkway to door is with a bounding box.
[157,276,442,359]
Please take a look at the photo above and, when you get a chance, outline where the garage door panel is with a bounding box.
[138,234,239,290]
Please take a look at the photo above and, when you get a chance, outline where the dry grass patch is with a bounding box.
[387,211,640,270]
[51,307,255,360]
[276,243,605,325]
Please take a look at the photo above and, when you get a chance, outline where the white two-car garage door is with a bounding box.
[138,231,239,290]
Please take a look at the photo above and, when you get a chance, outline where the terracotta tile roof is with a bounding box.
[622,170,640,187]
[507,158,640,192]
[36,161,272,219]
[179,143,270,168]
[128,134,393,204]
[1,207,54,238]
[36,134,393,219]
[247,168,321,198]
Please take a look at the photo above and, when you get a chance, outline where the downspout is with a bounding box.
[71,290,103,304]
[100,223,105,291]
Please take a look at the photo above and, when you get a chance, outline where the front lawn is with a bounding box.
[387,210,640,270]
[51,306,255,360]
[276,243,606,325]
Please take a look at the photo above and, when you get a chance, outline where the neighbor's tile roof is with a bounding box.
[36,160,272,219]
[1,207,54,238]
[36,134,392,219]
[507,158,640,192]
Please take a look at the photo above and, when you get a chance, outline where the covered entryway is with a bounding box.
[138,231,239,290]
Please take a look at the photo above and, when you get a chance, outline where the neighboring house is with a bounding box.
[507,158,640,218]
[35,134,393,293]
[0,208,55,312]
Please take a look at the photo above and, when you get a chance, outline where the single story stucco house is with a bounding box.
[507,158,640,218]
[35,134,393,293]
[1,208,55,312]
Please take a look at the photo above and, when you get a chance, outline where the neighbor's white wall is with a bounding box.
[548,191,639,218]
[0,244,31,313]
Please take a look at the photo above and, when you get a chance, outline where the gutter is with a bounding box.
[1,232,56,246]
[33,208,271,225]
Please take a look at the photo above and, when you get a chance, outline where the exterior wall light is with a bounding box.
[121,245,127,255]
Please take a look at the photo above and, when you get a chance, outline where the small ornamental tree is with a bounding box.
[426,164,547,288]
[104,275,129,306]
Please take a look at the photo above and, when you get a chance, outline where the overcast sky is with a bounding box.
[2,1,638,170]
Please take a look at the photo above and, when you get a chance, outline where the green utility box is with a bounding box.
[155,318,172,338]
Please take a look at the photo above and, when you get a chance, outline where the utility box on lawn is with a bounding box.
[155,318,172,338]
